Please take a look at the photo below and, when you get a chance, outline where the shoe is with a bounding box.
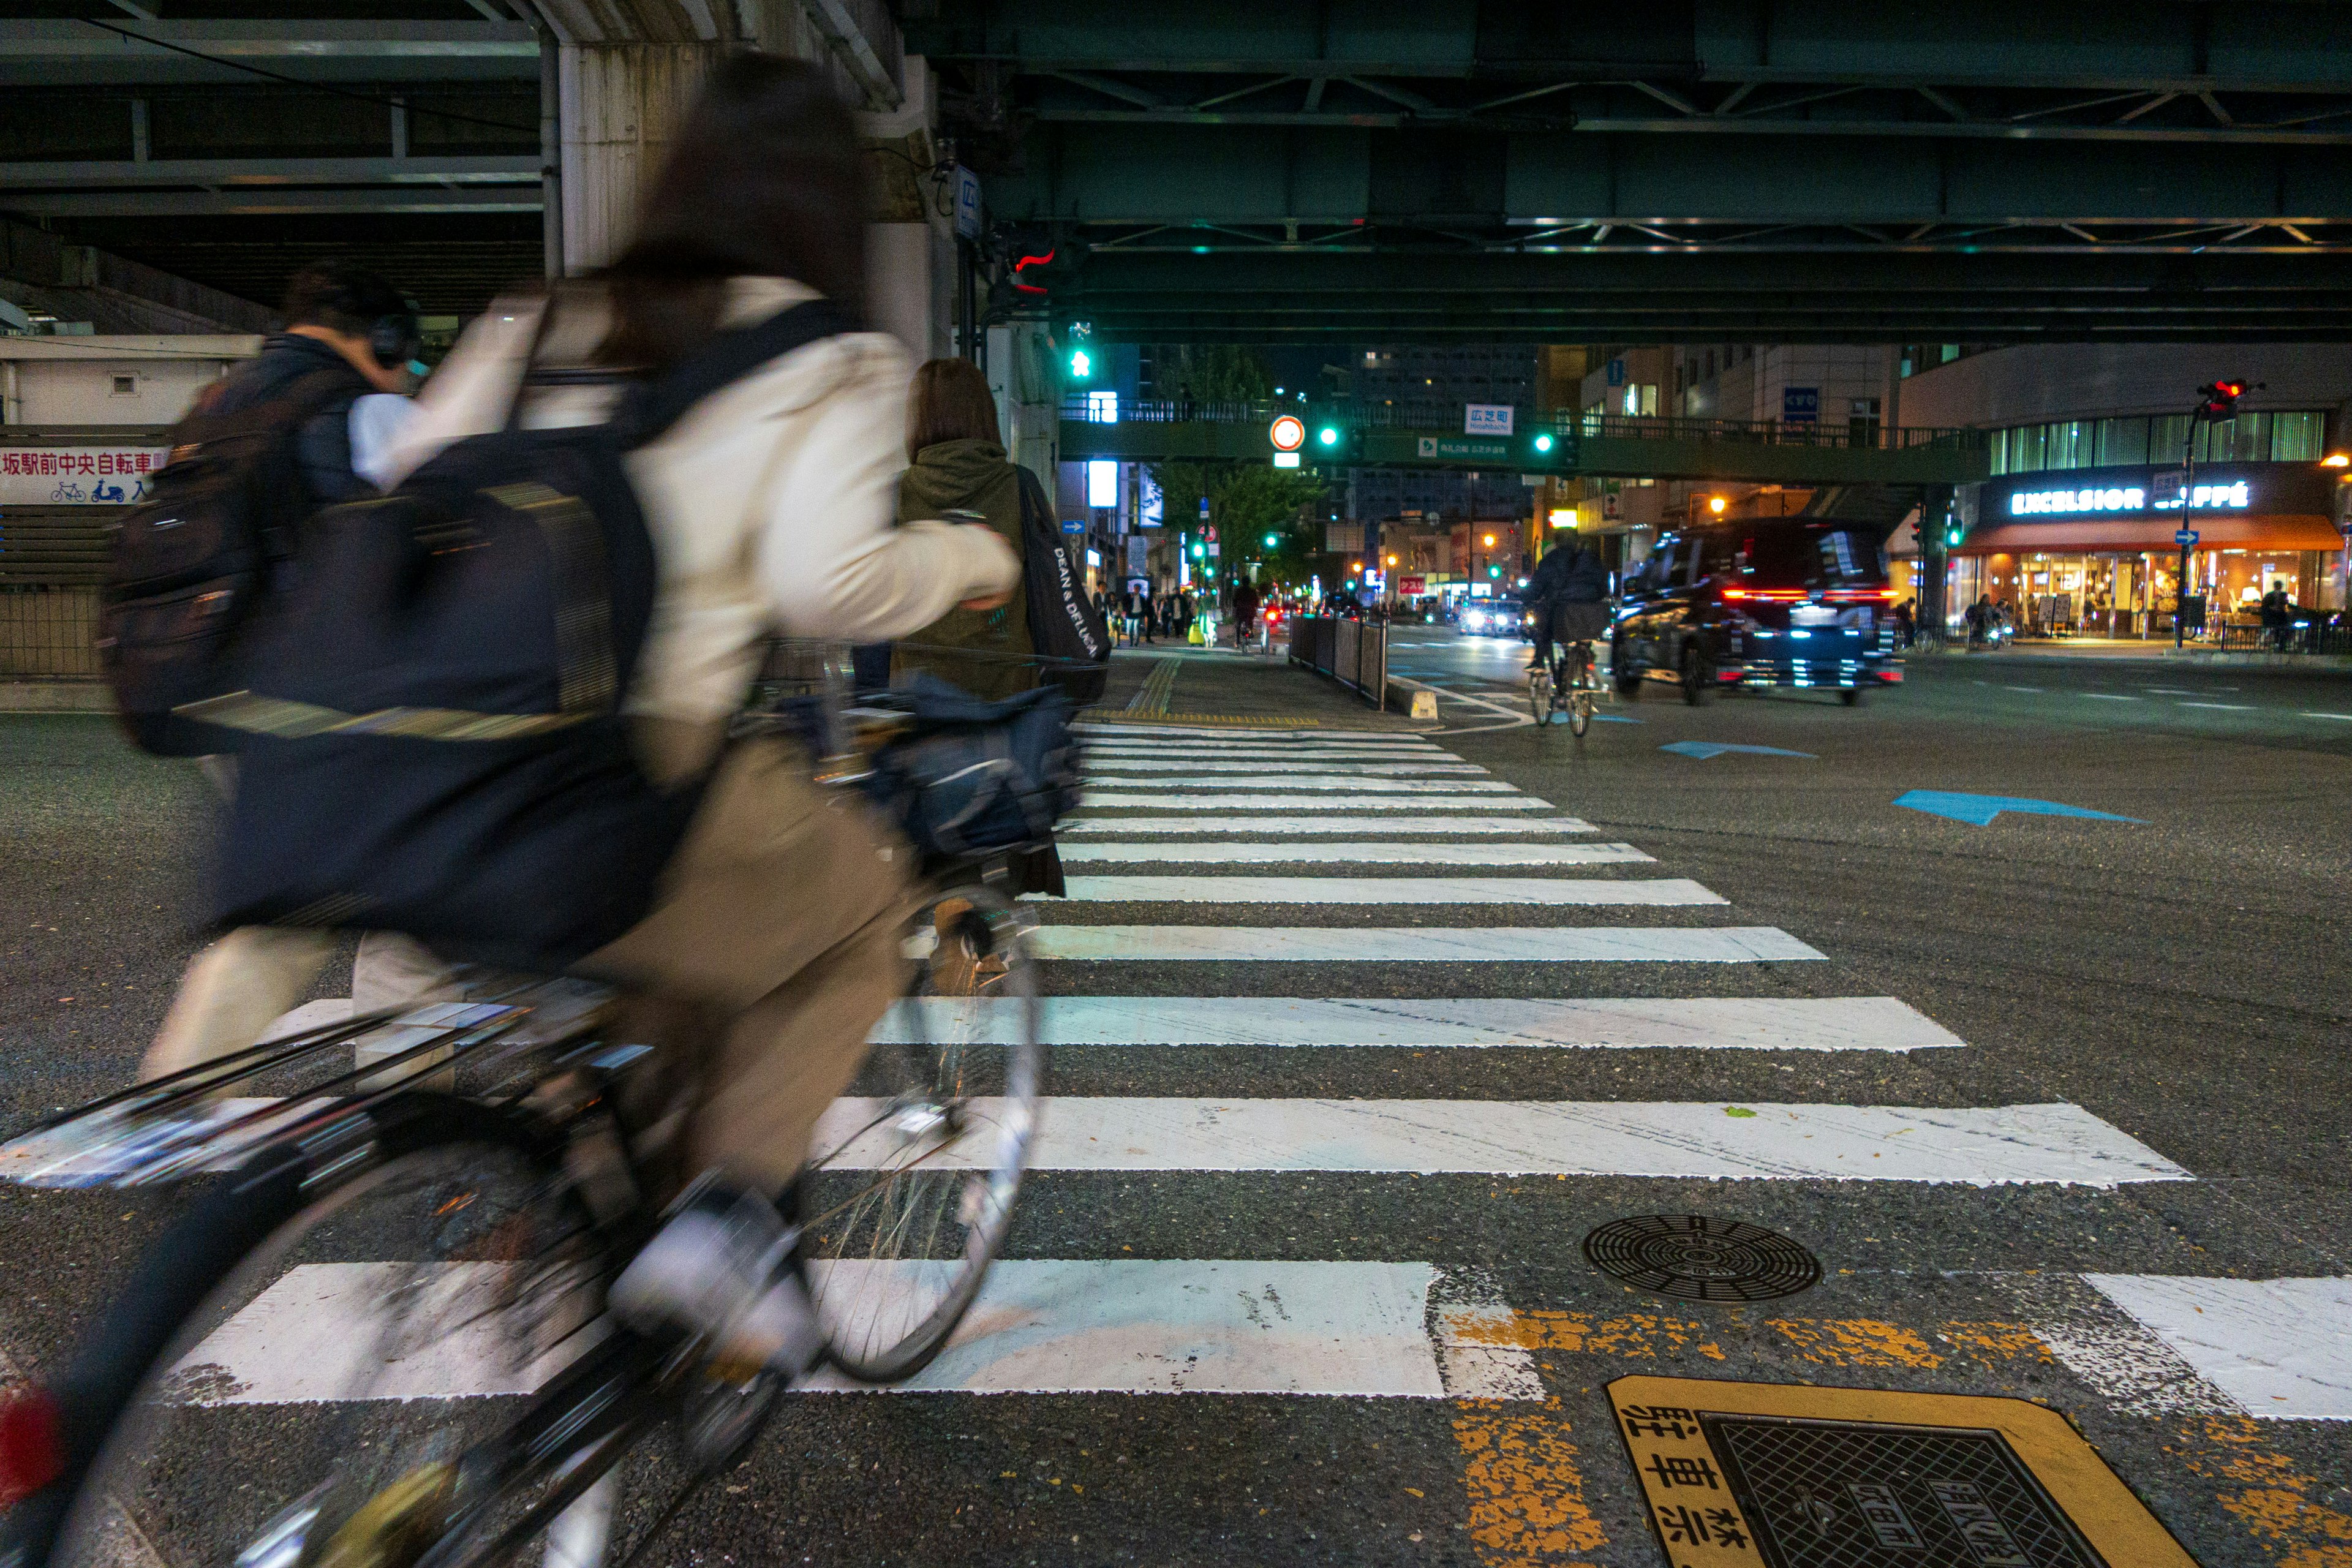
[608,1181,824,1381]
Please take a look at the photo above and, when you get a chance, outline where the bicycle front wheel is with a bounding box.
[21,1099,605,1568]
[799,881,1045,1383]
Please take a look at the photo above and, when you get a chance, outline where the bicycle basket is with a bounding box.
[851,673,1082,861]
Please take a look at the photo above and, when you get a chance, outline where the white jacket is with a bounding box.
[383,278,1019,736]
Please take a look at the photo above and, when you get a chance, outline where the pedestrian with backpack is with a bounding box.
[148,54,1024,1380]
[123,262,457,1080]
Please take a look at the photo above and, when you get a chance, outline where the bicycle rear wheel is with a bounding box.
[799,881,1044,1383]
[1569,689,1593,736]
[21,1099,605,1568]
[1527,669,1551,727]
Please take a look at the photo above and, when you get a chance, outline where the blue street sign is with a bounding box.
[2174,529,2199,547]
[1061,520,1084,534]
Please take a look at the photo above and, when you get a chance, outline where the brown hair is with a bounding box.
[907,357,1002,456]
[600,52,869,371]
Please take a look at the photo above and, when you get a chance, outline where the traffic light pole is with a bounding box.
[2174,407,2196,650]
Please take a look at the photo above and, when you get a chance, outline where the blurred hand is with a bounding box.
[959,590,1014,612]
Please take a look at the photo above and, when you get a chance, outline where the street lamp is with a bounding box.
[1708,496,1727,515]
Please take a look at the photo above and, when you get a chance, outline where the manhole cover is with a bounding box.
[1583,1215,1822,1302]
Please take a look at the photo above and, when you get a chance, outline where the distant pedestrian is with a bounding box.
[1893,598,1916,649]
[1964,595,1991,648]
[1231,579,1262,647]
[2260,581,2294,651]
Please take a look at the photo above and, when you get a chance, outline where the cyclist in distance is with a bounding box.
[336,55,1022,1379]
[1525,533,1611,677]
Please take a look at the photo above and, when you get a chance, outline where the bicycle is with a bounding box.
[1528,639,1599,736]
[0,666,1052,1568]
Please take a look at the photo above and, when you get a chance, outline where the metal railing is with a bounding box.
[1060,397,1981,453]
[1287,615,1387,707]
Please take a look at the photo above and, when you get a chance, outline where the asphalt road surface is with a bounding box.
[2,636,2347,1566]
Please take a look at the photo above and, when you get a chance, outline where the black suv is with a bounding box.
[1611,518,1903,705]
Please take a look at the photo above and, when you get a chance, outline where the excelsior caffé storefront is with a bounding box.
[1948,462,2348,638]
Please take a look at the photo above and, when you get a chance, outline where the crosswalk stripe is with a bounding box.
[2082,1275,2352,1420]
[1078,793,1559,811]
[815,1098,2190,1184]
[1084,747,1451,761]
[1082,775,1518,793]
[1084,759,1489,775]
[1061,815,1594,835]
[1057,842,1650,865]
[1076,725,1417,742]
[172,1261,1533,1403]
[869,995,1963,1051]
[1042,875,1725,906]
[1031,925,1824,962]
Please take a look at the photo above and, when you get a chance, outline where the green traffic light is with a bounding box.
[1488,564,1501,578]
[1263,533,1280,549]
[1317,426,1341,447]
[1190,541,1205,559]
[1533,432,1554,453]
[1069,349,1091,379]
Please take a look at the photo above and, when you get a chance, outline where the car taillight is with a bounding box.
[0,1387,64,1509]
[1824,588,1897,603]
[1721,588,1808,602]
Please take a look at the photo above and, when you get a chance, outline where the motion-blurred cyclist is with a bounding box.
[1526,535,1611,678]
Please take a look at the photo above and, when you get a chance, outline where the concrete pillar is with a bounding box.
[861,56,952,364]
[557,43,725,273]
[987,320,1060,491]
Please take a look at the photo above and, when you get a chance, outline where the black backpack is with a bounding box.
[98,364,366,755]
[1015,465,1109,701]
[193,299,846,971]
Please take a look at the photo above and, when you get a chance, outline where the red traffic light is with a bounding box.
[2196,379,2255,420]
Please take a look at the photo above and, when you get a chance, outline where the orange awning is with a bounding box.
[1957,514,2342,556]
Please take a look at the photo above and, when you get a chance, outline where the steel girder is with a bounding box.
[1039,249,2352,342]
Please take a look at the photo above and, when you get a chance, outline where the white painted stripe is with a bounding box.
[2080,693,2140,702]
[2002,1273,2239,1419]
[1057,841,1650,865]
[1079,793,1558,811]
[1084,741,1448,755]
[1076,725,1417,742]
[1079,775,1519,793]
[802,1260,1452,1396]
[2085,1275,2352,1420]
[869,995,1963,1052]
[1084,759,1488,775]
[1062,814,1594,835]
[2179,701,2256,711]
[815,1098,2190,1185]
[2302,712,2352,722]
[1042,875,1725,907]
[1031,925,1823,962]
[172,1262,595,1404]
[178,1261,1536,1402]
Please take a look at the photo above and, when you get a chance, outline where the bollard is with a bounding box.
[1410,689,1439,720]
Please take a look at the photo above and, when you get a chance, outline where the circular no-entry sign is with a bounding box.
[1268,415,1305,452]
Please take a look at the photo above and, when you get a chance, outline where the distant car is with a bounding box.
[1611,518,1902,705]
[1458,598,1524,637]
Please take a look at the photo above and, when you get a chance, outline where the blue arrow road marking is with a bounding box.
[1659,742,1815,759]
[1894,790,2144,826]
[1545,712,1640,724]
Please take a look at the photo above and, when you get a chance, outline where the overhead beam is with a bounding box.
[2,189,543,217]
[903,1,2352,94]
[1030,249,2352,342]
[0,157,540,189]
[0,20,538,85]
[988,124,2352,227]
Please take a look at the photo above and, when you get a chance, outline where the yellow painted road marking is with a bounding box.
[2184,1416,2352,1567]
[1445,1308,1727,1362]
[1453,1398,1609,1567]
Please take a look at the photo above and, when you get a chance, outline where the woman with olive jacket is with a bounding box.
[891,358,1065,895]
[890,357,1036,702]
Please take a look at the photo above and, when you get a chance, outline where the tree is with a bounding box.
[1209,466,1327,589]
[1155,345,1275,405]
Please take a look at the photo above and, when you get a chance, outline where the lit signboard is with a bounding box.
[1983,464,2332,527]
[2007,480,2247,517]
